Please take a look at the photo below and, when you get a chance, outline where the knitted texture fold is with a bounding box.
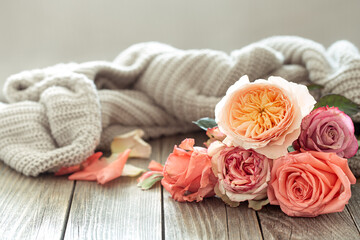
[1,36,360,177]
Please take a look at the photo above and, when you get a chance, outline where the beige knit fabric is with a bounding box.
[1,36,360,177]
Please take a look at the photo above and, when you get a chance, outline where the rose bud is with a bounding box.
[204,126,226,147]
[293,106,358,158]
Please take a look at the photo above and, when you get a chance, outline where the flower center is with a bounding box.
[291,176,312,200]
[229,85,289,138]
[224,150,263,189]
[327,127,336,140]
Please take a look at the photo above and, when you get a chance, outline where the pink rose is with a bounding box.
[208,141,271,208]
[215,75,316,159]
[293,106,358,158]
[161,139,217,202]
[268,150,356,217]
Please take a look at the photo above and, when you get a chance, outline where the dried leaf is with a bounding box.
[248,198,270,211]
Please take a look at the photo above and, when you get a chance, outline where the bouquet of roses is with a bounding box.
[138,75,359,217]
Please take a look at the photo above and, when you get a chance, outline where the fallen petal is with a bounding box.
[55,152,103,176]
[68,158,108,181]
[121,164,146,177]
[97,149,131,184]
[55,165,81,176]
[111,129,152,158]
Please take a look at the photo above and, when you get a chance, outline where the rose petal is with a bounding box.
[121,164,145,177]
[179,138,195,151]
[214,183,240,207]
[68,157,108,181]
[97,149,131,184]
[55,152,103,176]
[344,135,359,158]
[111,129,151,158]
[148,160,164,172]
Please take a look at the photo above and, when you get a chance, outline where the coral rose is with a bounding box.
[293,106,358,158]
[208,140,271,209]
[161,138,217,202]
[268,150,356,217]
[215,75,316,159]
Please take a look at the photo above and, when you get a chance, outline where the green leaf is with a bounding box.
[307,83,324,91]
[314,94,360,116]
[287,145,296,152]
[137,173,163,190]
[192,117,217,131]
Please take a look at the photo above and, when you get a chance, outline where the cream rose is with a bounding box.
[215,75,316,159]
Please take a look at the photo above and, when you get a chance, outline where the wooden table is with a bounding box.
[0,132,359,240]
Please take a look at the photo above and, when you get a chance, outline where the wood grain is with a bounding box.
[258,204,359,240]
[63,138,163,240]
[161,133,229,240]
[347,182,360,232]
[226,204,263,240]
[0,162,74,240]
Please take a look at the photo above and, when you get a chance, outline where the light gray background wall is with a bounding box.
[0,0,359,101]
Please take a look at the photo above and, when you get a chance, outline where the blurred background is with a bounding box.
[1,0,359,101]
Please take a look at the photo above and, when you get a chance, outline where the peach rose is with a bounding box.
[215,75,316,159]
[208,141,271,209]
[268,150,356,217]
[161,138,217,202]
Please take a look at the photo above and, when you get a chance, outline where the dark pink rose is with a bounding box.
[293,106,358,158]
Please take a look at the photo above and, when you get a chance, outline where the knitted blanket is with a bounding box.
[1,36,360,177]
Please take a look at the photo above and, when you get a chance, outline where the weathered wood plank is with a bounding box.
[161,133,229,240]
[0,162,74,240]
[226,204,263,240]
[258,204,359,240]
[347,181,360,232]
[63,138,162,240]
